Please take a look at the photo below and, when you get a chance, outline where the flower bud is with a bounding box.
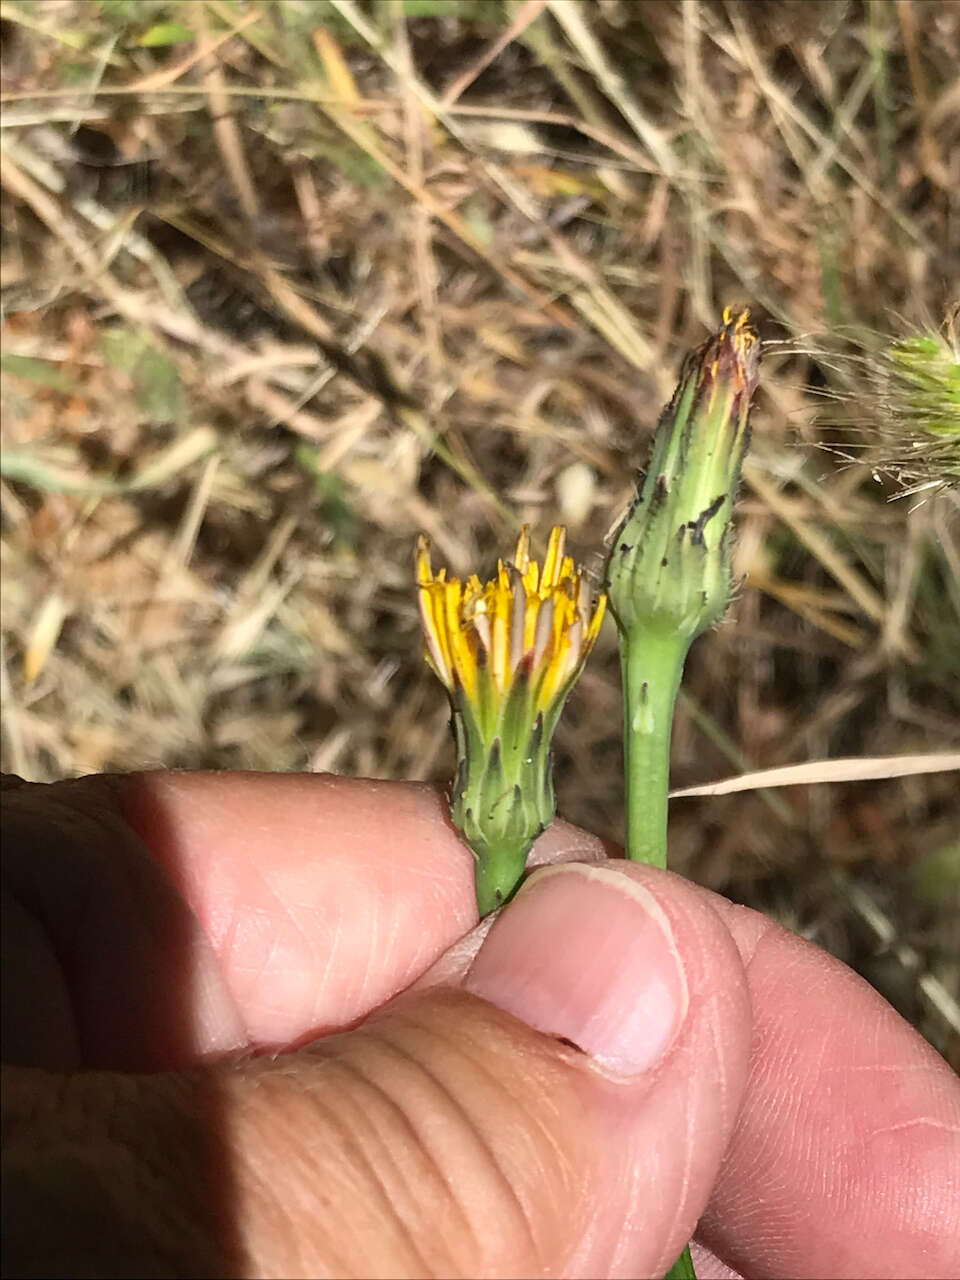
[417,526,606,915]
[607,308,760,640]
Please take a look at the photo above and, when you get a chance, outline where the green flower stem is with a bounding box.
[621,626,688,868]
[665,1243,697,1279]
[622,626,695,1280]
[474,842,528,918]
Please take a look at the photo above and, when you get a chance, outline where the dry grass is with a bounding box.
[1,0,958,1061]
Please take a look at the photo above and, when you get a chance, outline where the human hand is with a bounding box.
[2,772,958,1278]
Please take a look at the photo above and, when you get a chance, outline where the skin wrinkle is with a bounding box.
[228,904,280,1000]
[658,987,701,1262]
[114,778,252,1055]
[243,1086,357,1278]
[250,920,292,1015]
[251,1171,308,1279]
[676,1025,727,1263]
[415,992,596,1269]
[642,1129,683,1279]
[493,1064,585,1275]
[699,894,775,971]
[823,1060,950,1075]
[442,1032,583,1227]
[319,1077,434,1278]
[216,907,248,1022]
[270,1059,429,1277]
[375,1011,544,1269]
[435,996,582,1244]
[363,861,405,1009]
[263,875,325,984]
[352,876,381,1017]
[388,889,426,992]
[603,1157,641,1275]
[873,1114,960,1135]
[246,859,358,1035]
[336,1040,482,1272]
[517,1080,582,1229]
[706,983,735,1141]
[366,1039,522,1273]
[804,1018,831,1089]
[245,922,319,1031]
[315,891,348,1021]
[405,914,498,995]
[871,1004,903,1071]
[527,825,613,870]
[568,1190,612,1276]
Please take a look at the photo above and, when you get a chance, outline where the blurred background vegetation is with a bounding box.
[1,0,957,1063]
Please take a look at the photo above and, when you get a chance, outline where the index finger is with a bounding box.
[121,771,608,1047]
[2,772,606,1071]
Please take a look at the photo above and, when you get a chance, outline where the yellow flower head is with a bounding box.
[416,525,606,724]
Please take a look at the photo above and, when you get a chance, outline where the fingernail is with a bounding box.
[464,864,687,1075]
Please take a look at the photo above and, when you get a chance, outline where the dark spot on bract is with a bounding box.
[689,493,725,546]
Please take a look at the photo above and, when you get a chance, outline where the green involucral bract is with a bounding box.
[450,684,556,918]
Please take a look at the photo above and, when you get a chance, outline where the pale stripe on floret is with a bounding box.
[416,526,606,714]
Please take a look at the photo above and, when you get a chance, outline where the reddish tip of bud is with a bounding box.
[697,307,760,405]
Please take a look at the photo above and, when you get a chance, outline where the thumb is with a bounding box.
[229,861,753,1278]
[2,863,752,1280]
